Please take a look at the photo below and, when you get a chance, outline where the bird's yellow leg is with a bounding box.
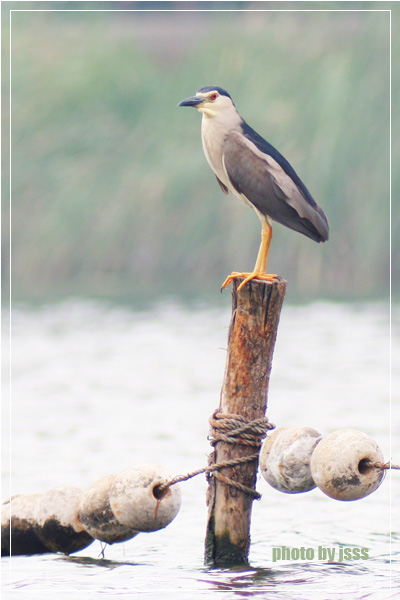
[221,221,279,291]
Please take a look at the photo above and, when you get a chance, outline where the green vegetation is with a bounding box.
[2,8,394,304]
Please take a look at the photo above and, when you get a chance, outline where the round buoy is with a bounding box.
[109,463,181,532]
[310,428,385,501]
[260,426,322,493]
[1,494,50,556]
[78,474,139,544]
[34,486,93,554]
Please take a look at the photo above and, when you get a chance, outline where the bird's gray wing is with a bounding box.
[222,131,329,242]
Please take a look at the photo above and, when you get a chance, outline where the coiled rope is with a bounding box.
[157,411,275,499]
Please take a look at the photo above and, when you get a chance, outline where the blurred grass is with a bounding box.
[2,7,394,304]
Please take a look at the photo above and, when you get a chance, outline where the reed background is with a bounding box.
[2,3,395,304]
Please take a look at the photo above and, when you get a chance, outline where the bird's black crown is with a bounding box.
[197,86,232,99]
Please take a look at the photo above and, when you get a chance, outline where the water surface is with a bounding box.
[2,299,399,598]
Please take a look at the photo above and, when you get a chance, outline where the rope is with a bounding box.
[156,411,274,499]
[209,411,274,447]
[156,454,260,494]
[365,460,400,470]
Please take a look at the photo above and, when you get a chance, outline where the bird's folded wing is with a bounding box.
[222,131,329,242]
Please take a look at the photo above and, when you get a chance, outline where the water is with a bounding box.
[2,299,399,599]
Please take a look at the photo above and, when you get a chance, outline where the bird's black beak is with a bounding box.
[178,95,205,108]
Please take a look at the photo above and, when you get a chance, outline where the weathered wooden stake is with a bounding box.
[205,277,287,566]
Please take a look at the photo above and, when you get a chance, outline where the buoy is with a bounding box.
[310,428,385,501]
[109,463,181,532]
[259,426,322,493]
[1,494,50,556]
[34,486,93,554]
[78,474,139,544]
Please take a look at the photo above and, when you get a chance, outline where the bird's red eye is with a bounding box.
[210,93,218,101]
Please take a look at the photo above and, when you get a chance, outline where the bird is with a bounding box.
[178,86,329,291]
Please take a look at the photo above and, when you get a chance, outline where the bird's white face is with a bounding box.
[179,88,239,121]
[194,89,235,118]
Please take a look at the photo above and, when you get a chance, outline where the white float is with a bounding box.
[310,428,385,501]
[34,486,93,554]
[1,494,49,556]
[109,463,181,532]
[260,426,322,493]
[78,474,139,544]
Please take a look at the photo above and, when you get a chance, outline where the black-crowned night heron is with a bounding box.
[178,86,329,291]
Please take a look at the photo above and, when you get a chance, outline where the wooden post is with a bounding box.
[205,277,287,566]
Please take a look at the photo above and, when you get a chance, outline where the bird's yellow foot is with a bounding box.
[221,271,280,291]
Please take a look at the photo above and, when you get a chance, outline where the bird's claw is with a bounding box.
[221,272,280,292]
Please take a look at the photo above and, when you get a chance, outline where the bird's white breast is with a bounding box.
[201,117,228,183]
[200,109,242,191]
